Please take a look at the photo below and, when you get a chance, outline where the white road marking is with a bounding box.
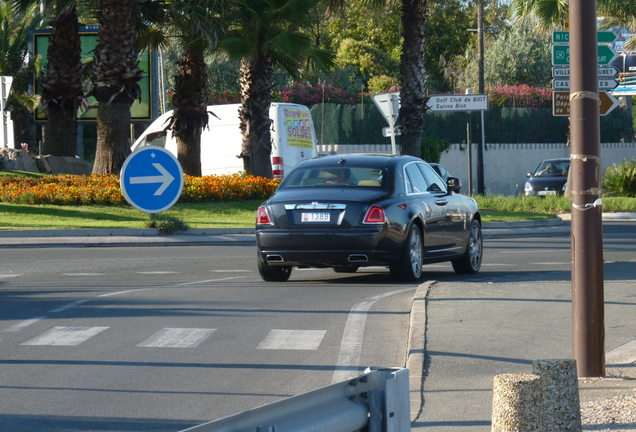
[62,273,105,276]
[175,276,245,286]
[137,271,179,274]
[22,326,108,346]
[98,289,153,297]
[49,300,90,313]
[3,317,45,332]
[331,288,414,383]
[0,274,22,278]
[137,328,216,348]
[499,249,564,254]
[212,269,251,273]
[607,339,636,365]
[257,329,327,350]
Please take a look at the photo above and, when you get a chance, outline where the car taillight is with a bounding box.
[272,157,283,179]
[363,205,385,224]
[256,206,273,225]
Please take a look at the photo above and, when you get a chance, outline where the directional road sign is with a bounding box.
[426,94,488,112]
[552,45,618,66]
[552,66,619,78]
[120,146,184,214]
[552,91,620,116]
[552,30,618,44]
[552,79,619,90]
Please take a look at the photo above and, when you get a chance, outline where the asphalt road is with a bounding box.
[1,220,634,432]
[0,244,417,432]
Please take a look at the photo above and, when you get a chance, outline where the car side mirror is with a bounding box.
[526,172,532,178]
[447,176,461,194]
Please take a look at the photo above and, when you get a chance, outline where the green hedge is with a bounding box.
[311,103,634,145]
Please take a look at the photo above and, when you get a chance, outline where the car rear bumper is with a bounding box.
[256,228,400,267]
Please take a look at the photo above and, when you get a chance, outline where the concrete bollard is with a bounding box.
[532,359,582,432]
[491,373,544,432]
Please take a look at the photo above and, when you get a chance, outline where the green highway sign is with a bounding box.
[552,30,618,44]
[552,45,617,66]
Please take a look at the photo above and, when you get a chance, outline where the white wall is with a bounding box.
[317,142,636,196]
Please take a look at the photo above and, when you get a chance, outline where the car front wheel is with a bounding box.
[390,224,423,282]
[257,254,292,282]
[452,220,482,274]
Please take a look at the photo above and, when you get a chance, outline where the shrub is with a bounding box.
[603,158,636,197]
[146,214,188,234]
[0,173,280,206]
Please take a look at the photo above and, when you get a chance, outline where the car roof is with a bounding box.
[541,158,570,163]
[302,154,422,169]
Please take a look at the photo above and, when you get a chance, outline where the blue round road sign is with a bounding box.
[120,146,184,213]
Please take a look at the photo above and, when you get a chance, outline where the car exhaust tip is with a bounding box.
[348,254,368,263]
[266,254,284,263]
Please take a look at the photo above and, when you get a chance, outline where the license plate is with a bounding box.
[301,212,330,222]
[538,190,557,196]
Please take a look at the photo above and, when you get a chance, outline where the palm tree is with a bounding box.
[39,3,84,157]
[398,0,427,158]
[89,0,144,175]
[324,0,428,158]
[218,0,333,178]
[2,2,44,148]
[156,1,226,176]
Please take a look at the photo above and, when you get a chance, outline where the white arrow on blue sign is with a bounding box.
[120,146,184,214]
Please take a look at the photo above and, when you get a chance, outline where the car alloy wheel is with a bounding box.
[390,224,423,282]
[452,220,482,274]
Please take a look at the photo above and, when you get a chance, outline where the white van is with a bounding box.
[131,102,317,178]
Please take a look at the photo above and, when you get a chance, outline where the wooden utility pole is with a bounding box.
[569,0,605,377]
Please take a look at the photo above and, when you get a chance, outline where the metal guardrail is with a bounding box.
[179,367,410,432]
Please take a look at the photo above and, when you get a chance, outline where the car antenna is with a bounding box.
[338,158,346,165]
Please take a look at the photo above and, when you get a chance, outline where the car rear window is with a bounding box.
[282,166,387,188]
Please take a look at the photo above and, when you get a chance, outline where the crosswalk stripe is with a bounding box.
[257,329,326,350]
[137,328,216,348]
[22,326,109,346]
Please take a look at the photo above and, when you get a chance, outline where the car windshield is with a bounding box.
[533,161,569,177]
[282,166,387,188]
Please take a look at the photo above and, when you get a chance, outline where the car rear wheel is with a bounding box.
[452,220,482,274]
[257,255,292,282]
[390,224,423,282]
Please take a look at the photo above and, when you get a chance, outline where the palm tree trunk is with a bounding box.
[170,45,208,177]
[239,56,273,178]
[90,0,142,175]
[399,0,428,158]
[41,4,82,157]
[93,101,132,174]
[45,107,77,156]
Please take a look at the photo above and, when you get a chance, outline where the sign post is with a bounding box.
[120,146,184,215]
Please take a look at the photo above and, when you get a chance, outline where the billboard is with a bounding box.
[30,26,154,123]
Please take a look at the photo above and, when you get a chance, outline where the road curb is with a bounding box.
[406,281,435,423]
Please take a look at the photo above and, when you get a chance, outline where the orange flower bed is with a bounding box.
[0,174,280,206]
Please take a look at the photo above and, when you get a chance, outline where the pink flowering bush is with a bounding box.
[486,85,551,108]
[278,83,370,106]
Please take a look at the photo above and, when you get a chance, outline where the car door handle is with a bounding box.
[435,199,448,206]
